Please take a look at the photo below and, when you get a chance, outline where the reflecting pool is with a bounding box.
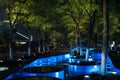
[4,48,120,80]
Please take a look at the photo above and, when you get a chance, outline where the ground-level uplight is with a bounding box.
[84,75,90,80]
[112,71,117,75]
[0,67,9,71]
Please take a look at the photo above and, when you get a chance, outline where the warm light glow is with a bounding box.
[16,42,27,45]
[0,60,3,62]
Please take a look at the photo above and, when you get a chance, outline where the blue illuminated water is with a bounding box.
[4,48,120,80]
[5,54,70,80]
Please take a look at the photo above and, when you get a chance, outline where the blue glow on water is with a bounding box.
[89,48,95,51]
[5,54,70,80]
[23,54,70,69]
[5,70,65,80]
[22,70,64,79]
[91,52,101,62]
[68,64,101,77]
[4,48,120,80]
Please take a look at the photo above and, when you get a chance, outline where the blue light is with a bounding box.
[91,52,101,62]
[5,67,65,80]
[68,64,101,77]
[89,48,95,51]
[65,54,70,58]
[5,51,120,80]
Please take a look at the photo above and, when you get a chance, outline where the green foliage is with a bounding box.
[0,0,120,46]
[49,31,65,45]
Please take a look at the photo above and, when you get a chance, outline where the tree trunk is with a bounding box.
[38,41,41,53]
[8,0,14,61]
[85,15,93,60]
[42,35,45,52]
[75,25,78,48]
[100,0,109,76]
[86,10,96,60]
[28,35,32,56]
[38,28,41,53]
[9,23,14,60]
[79,34,82,55]
[9,37,14,60]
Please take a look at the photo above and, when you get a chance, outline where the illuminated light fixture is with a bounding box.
[0,67,9,71]
[88,58,93,61]
[93,65,98,73]
[4,20,9,23]
[73,56,76,58]
[17,58,22,61]
[65,54,70,58]
[112,72,117,74]
[84,75,90,80]
[0,60,3,62]
[77,61,80,63]
[55,72,59,78]
[94,65,97,69]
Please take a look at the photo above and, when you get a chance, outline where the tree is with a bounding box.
[100,0,109,76]
[108,0,120,44]
[49,31,64,50]
[3,0,34,60]
[76,0,99,60]
[27,0,60,53]
[56,0,86,55]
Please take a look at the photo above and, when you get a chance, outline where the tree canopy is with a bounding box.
[0,0,120,47]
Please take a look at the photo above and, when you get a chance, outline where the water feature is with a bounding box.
[4,48,120,80]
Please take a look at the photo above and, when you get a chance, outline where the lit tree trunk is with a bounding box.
[86,11,96,60]
[85,0,96,61]
[100,0,109,76]
[46,45,49,52]
[70,12,82,56]
[9,26,14,60]
[86,15,93,61]
[75,26,79,48]
[38,41,41,53]
[38,28,41,53]
[28,35,32,56]
[27,24,32,56]
[42,35,45,53]
[79,37,82,55]
[8,0,14,61]
[53,39,57,50]
[78,28,82,56]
